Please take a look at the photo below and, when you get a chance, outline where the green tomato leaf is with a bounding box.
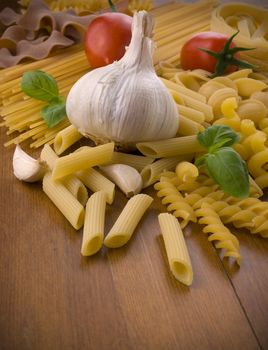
[205,147,249,198]
[41,98,66,128]
[21,70,59,102]
[197,125,240,150]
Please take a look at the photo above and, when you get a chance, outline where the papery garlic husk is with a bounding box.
[66,11,179,150]
[13,145,46,182]
[99,163,143,197]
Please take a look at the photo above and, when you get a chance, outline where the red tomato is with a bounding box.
[84,13,132,68]
[180,32,239,74]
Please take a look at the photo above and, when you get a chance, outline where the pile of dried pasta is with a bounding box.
[1,1,268,286]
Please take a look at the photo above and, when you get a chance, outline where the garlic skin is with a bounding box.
[99,164,143,197]
[66,11,178,150]
[13,145,46,182]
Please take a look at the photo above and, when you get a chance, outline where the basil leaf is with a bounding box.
[197,125,240,149]
[41,99,66,128]
[21,70,59,102]
[205,147,249,198]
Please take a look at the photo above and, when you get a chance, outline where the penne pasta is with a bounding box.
[54,124,83,155]
[41,144,88,206]
[141,155,193,188]
[158,213,193,286]
[76,168,115,205]
[137,136,205,158]
[42,171,85,229]
[52,142,114,180]
[81,191,106,256]
[104,194,153,248]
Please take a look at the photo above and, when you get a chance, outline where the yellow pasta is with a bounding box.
[104,194,153,248]
[175,161,199,184]
[41,144,88,206]
[52,142,114,180]
[141,155,192,188]
[195,203,241,265]
[154,175,196,228]
[137,135,204,159]
[177,115,205,136]
[237,99,267,123]
[109,151,154,172]
[158,213,193,286]
[76,168,115,205]
[207,87,239,118]
[81,191,106,256]
[53,124,83,155]
[234,78,267,97]
[42,171,85,229]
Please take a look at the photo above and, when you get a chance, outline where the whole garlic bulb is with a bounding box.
[66,11,178,150]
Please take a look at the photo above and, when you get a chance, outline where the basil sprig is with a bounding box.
[21,70,66,128]
[195,125,249,198]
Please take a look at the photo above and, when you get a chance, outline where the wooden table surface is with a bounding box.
[1,1,268,349]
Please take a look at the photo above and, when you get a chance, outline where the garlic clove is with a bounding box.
[13,145,46,182]
[99,164,143,198]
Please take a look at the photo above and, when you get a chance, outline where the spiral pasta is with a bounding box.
[195,203,241,265]
[154,175,197,228]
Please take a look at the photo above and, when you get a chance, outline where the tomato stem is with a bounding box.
[198,31,256,77]
[108,0,117,12]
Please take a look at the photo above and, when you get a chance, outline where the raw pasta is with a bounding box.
[76,168,115,205]
[158,213,193,286]
[52,142,114,180]
[54,124,83,155]
[104,194,153,248]
[41,143,88,206]
[42,171,85,229]
[81,191,106,256]
[137,136,204,158]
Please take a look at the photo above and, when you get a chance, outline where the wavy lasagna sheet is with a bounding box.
[0,0,95,68]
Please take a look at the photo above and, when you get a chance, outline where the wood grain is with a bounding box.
[1,1,268,349]
[1,126,268,350]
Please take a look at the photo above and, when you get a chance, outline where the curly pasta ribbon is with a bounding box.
[154,177,196,228]
[195,203,241,265]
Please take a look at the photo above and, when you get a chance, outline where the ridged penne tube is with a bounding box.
[52,142,114,180]
[41,144,88,206]
[54,124,83,155]
[141,155,192,188]
[81,191,106,256]
[160,77,206,103]
[40,144,88,206]
[76,168,115,205]
[104,194,153,248]
[177,104,206,124]
[158,213,193,286]
[42,172,85,230]
[177,115,205,136]
[136,136,205,158]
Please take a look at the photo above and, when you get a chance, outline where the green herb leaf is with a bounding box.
[41,98,66,128]
[206,147,249,198]
[197,125,240,149]
[21,70,59,102]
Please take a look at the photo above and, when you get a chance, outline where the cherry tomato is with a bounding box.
[84,13,132,68]
[180,32,239,74]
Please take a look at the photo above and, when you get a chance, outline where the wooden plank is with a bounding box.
[222,229,268,349]
[0,128,261,350]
